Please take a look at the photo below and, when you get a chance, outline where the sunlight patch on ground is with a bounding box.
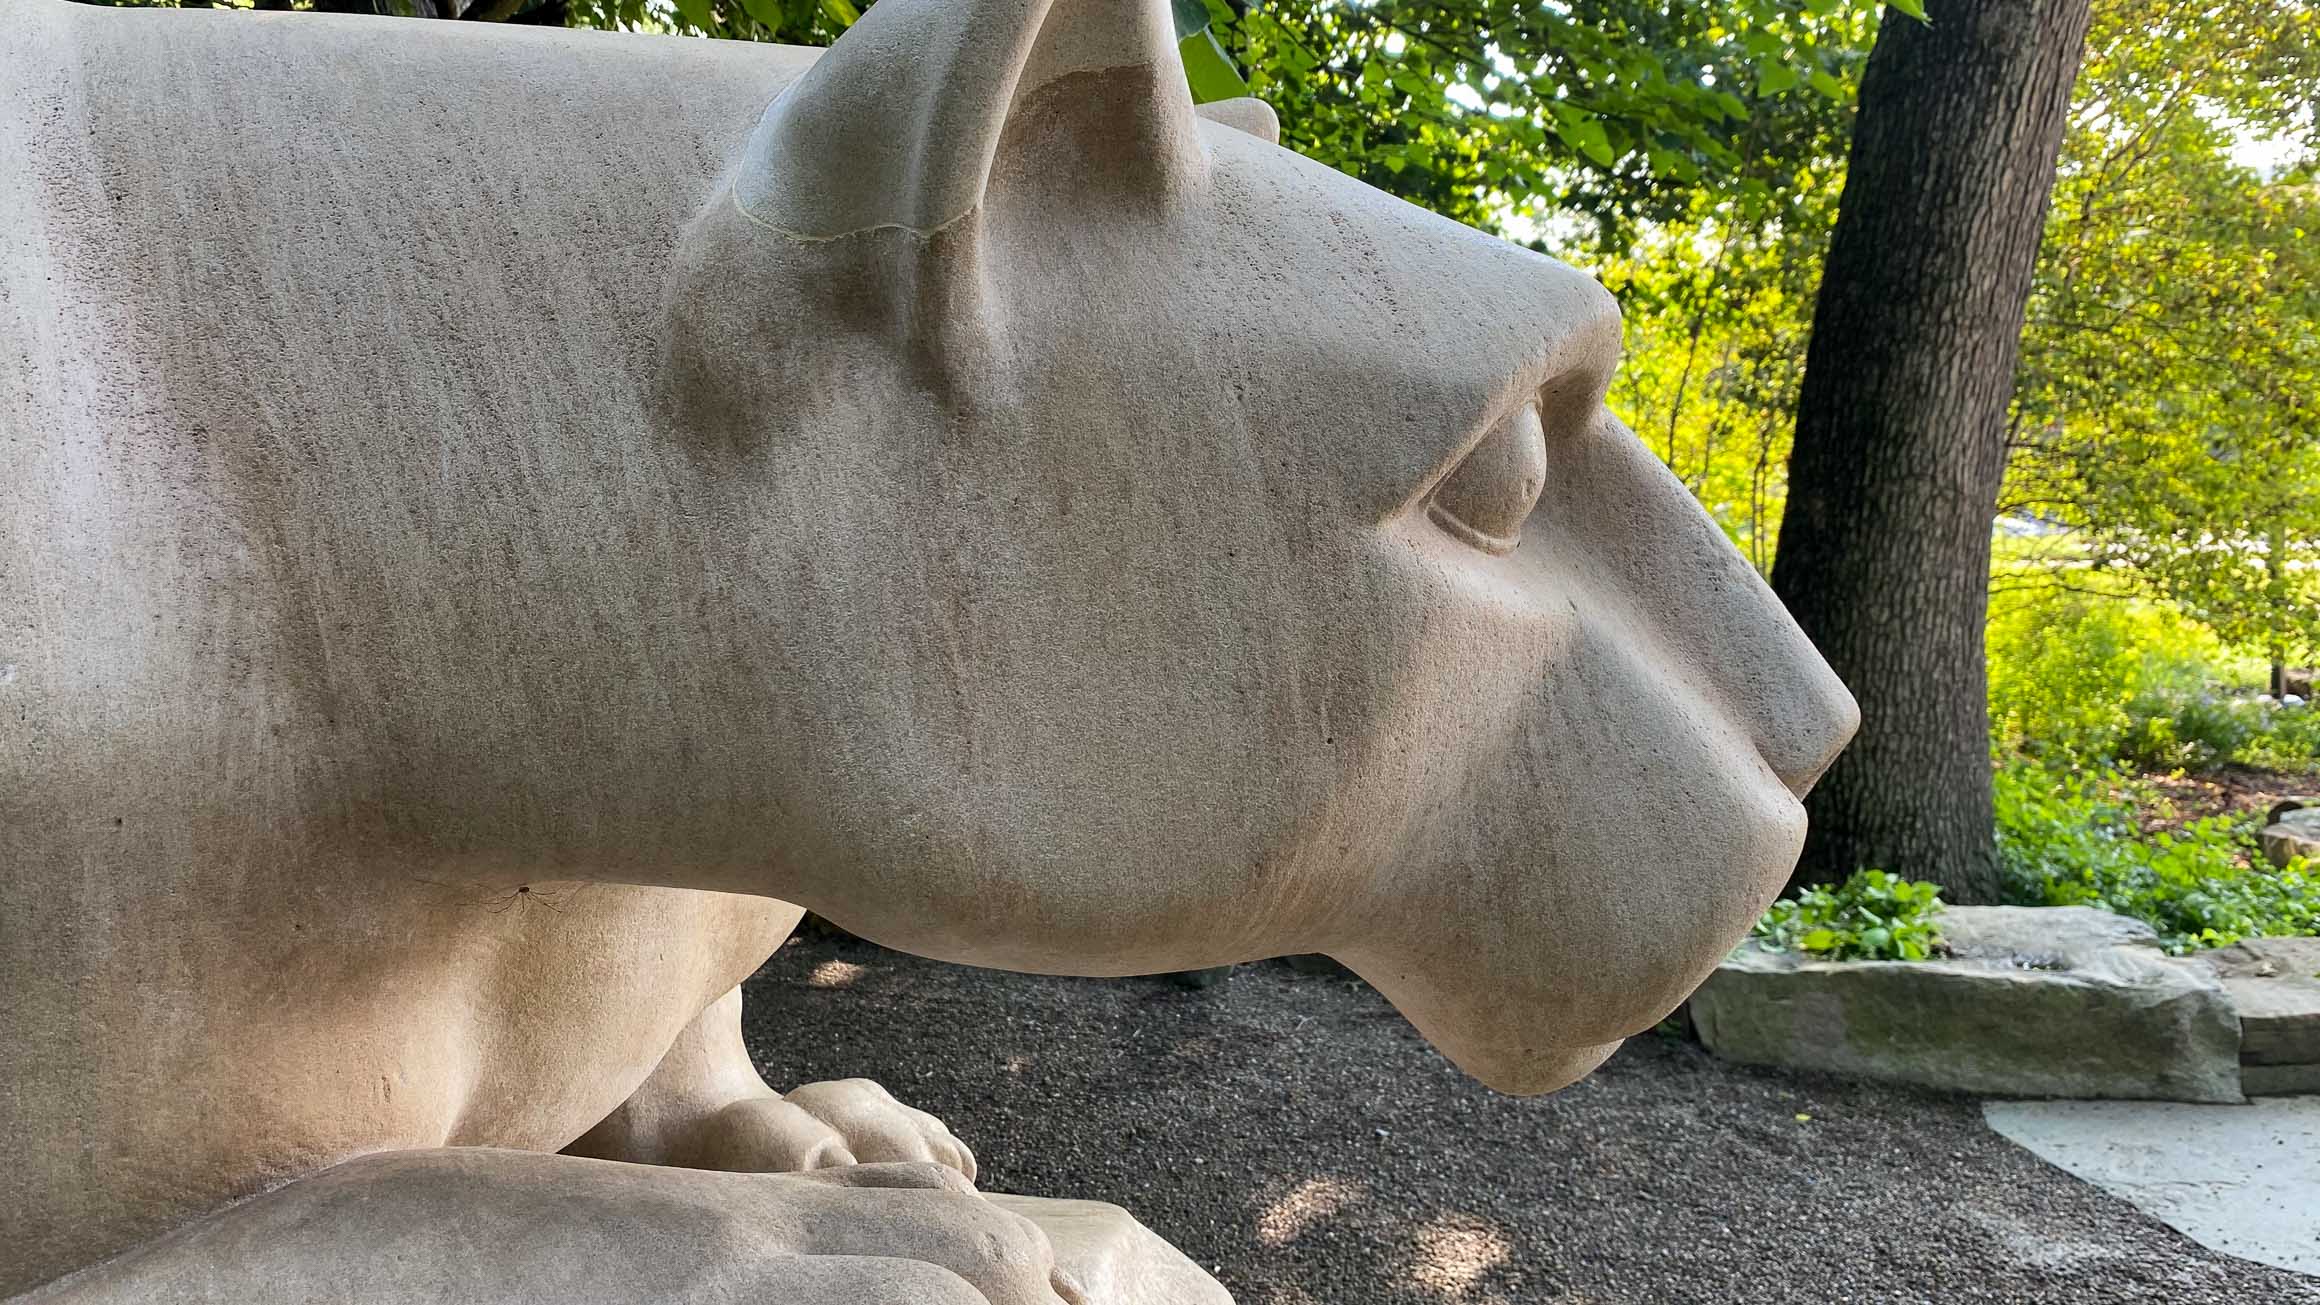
[1957,1205,2122,1274]
[1256,1175,1366,1248]
[1406,1212,1513,1298]
[805,959,867,989]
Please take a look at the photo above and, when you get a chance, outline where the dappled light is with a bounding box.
[1255,1175,1367,1248]
[805,960,866,990]
[1404,1212,1514,1299]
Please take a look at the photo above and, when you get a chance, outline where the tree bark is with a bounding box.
[1771,0,2094,902]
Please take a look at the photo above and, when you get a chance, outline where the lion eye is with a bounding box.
[1426,402,1546,554]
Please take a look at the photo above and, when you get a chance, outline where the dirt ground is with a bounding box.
[2136,765,2308,833]
[743,935,2319,1305]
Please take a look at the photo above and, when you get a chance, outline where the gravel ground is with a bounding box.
[743,933,2319,1305]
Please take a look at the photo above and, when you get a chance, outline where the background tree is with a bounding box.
[2005,0,2320,690]
[1599,144,1845,571]
[1772,0,2095,901]
[1213,0,1899,245]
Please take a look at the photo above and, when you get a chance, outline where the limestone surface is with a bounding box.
[1984,1097,2320,1277]
[2198,937,2320,1097]
[1691,907,2243,1102]
[2262,804,2320,868]
[0,0,1857,1297]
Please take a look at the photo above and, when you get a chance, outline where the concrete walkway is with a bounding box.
[1985,1097,2320,1277]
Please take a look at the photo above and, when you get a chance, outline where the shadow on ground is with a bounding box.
[744,934,2318,1305]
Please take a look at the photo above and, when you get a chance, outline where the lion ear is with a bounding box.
[735,0,1206,239]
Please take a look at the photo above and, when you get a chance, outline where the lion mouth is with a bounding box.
[1332,776,1810,1098]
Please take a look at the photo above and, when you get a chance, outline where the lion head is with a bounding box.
[662,0,1858,1094]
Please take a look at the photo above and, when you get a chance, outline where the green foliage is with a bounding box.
[1171,0,1250,103]
[1994,762,2320,952]
[1579,8,1878,569]
[1606,205,1833,571]
[1211,0,1893,245]
[1986,580,2320,772]
[2119,694,2260,775]
[1600,0,2320,619]
[2239,707,2320,772]
[1753,868,1947,961]
[2005,0,2320,662]
[1988,581,2236,763]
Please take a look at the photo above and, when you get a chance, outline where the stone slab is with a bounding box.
[2202,936,2320,985]
[1690,906,2243,1103]
[1940,903,2162,961]
[1984,1097,2320,1277]
[2246,1064,2320,1096]
[2198,937,2320,1093]
[2224,975,2320,1067]
[2263,806,2320,868]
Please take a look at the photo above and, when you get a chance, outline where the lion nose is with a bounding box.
[1650,490,1859,799]
[1747,637,1860,798]
[1554,413,1860,799]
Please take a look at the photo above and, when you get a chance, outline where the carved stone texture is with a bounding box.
[0,0,1857,1298]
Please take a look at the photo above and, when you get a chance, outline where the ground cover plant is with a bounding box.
[1977,584,2320,951]
[1756,581,2320,956]
[1751,868,1948,961]
[1993,762,2320,953]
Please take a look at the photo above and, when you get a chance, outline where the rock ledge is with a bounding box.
[1689,906,2244,1102]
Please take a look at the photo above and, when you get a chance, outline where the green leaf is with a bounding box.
[1888,0,1930,20]
[733,0,782,29]
[1562,116,1616,168]
[1178,29,1249,105]
[1168,0,1212,41]
[671,0,713,30]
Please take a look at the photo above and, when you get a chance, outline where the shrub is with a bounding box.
[2116,689,2270,772]
[2240,703,2320,772]
[1993,761,2320,952]
[1987,583,2320,772]
[1986,584,2238,766]
[1753,869,1947,962]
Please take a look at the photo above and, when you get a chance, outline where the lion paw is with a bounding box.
[673,1079,975,1180]
[782,1077,978,1179]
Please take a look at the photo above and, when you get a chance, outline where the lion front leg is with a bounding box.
[21,1151,1057,1305]
[565,985,975,1179]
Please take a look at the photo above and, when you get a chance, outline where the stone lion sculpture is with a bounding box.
[0,0,1858,1297]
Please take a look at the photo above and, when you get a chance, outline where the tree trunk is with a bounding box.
[1771,0,2094,903]
[2268,519,2289,699]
